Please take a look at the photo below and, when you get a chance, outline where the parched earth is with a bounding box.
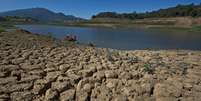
[0,30,201,101]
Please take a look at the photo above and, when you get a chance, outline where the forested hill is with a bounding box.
[92,3,201,19]
[0,8,84,22]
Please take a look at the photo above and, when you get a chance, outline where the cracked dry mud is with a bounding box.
[0,30,201,101]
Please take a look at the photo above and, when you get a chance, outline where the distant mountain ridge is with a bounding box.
[0,8,84,22]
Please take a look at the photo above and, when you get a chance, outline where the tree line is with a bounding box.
[92,3,201,19]
[0,16,38,22]
[0,16,6,21]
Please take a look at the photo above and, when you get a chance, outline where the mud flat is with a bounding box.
[0,30,201,101]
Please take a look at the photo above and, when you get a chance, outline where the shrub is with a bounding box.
[144,63,154,74]
[192,25,201,31]
[0,27,5,33]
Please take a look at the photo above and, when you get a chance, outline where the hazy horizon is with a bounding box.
[0,0,200,19]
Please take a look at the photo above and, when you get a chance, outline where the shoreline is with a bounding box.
[5,28,201,51]
[15,22,201,33]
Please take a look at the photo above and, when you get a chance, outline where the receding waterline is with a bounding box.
[16,25,201,50]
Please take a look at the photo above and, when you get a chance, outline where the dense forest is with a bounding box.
[0,16,6,21]
[92,3,201,19]
[0,16,38,22]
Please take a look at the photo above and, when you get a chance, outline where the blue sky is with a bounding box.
[0,0,200,19]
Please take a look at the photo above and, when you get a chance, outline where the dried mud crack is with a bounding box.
[0,30,201,101]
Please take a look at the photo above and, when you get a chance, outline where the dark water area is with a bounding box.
[16,25,201,50]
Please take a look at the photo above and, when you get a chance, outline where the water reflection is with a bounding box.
[16,25,201,50]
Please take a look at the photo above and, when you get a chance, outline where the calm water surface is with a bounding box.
[16,25,201,50]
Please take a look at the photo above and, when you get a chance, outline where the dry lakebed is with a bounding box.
[0,30,201,101]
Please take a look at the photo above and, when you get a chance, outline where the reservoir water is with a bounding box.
[16,25,201,50]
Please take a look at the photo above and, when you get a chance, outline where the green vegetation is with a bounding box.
[147,26,189,31]
[0,21,15,32]
[4,16,38,22]
[0,16,37,32]
[0,26,5,32]
[144,63,154,74]
[0,19,14,32]
[190,25,201,32]
[145,25,201,33]
[92,3,201,19]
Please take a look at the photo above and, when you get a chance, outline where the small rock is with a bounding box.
[76,80,84,92]
[20,64,41,71]
[52,81,71,92]
[59,64,70,72]
[154,81,182,98]
[0,72,7,78]
[140,83,153,96]
[32,79,47,95]
[45,71,61,82]
[10,91,34,101]
[155,97,178,101]
[22,51,32,59]
[113,95,128,101]
[106,79,118,89]
[11,70,24,77]
[105,70,118,78]
[57,75,70,82]
[0,83,33,93]
[60,89,75,101]
[20,75,41,83]
[193,85,201,92]
[0,94,9,100]
[119,71,132,80]
[11,58,25,64]
[94,82,101,88]
[79,69,94,77]
[28,70,45,76]
[83,83,92,92]
[91,86,112,101]
[45,89,59,101]
[183,83,193,90]
[67,74,81,84]
[0,77,17,85]
[93,71,105,82]
[76,78,89,91]
[122,87,132,96]
[96,65,103,71]
[44,67,56,72]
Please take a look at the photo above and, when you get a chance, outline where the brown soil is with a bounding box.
[0,30,201,101]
